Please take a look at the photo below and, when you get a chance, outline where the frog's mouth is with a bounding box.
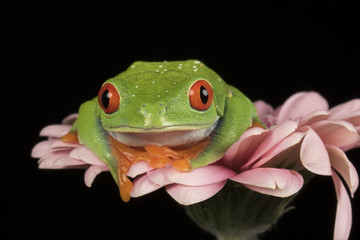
[107,117,220,148]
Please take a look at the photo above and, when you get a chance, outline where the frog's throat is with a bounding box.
[108,117,219,148]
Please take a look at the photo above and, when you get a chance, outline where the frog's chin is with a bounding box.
[108,117,219,148]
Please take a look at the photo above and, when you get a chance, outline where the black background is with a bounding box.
[5,1,360,239]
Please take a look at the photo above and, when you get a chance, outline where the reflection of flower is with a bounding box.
[32,92,360,240]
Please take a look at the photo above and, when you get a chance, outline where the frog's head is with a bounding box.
[97,60,231,147]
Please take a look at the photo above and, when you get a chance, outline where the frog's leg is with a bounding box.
[76,99,140,202]
[61,119,135,191]
[70,98,131,197]
[61,130,79,143]
[190,86,255,169]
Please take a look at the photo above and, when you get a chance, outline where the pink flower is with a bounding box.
[31,114,109,187]
[254,92,360,239]
[32,92,360,239]
[129,120,305,205]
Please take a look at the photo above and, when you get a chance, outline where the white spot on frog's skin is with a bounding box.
[132,94,136,97]
[173,82,177,85]
[178,66,182,69]
[155,70,160,72]
[159,65,163,68]
[165,90,169,93]
[157,95,160,98]
[131,65,135,68]
[193,68,198,72]
[193,65,197,68]
[194,60,200,64]
[135,85,139,88]
[163,60,168,63]
[164,69,168,72]
[218,78,221,82]
[152,81,156,84]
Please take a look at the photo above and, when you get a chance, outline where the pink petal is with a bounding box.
[50,139,79,149]
[149,165,235,186]
[31,139,58,158]
[32,139,78,159]
[252,131,305,168]
[310,120,360,149]
[230,168,303,197]
[340,111,360,127]
[277,92,329,123]
[328,99,360,119]
[327,145,359,197]
[241,120,298,170]
[299,126,332,175]
[223,127,269,171]
[147,167,173,186]
[127,161,154,178]
[130,174,162,197]
[62,113,78,124]
[299,110,329,127]
[332,170,352,240]
[69,146,107,166]
[254,100,274,120]
[84,165,108,187]
[146,164,235,188]
[38,151,73,169]
[165,181,227,205]
[342,128,360,151]
[52,156,87,168]
[39,125,72,138]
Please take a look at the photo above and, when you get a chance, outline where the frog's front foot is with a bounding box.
[171,159,191,171]
[107,135,210,202]
[61,131,79,144]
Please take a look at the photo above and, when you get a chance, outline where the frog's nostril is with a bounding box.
[139,103,167,116]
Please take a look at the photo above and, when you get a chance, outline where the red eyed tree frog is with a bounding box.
[62,60,259,202]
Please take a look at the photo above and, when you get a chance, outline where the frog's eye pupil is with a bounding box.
[189,80,213,111]
[101,89,110,109]
[200,86,209,104]
[98,83,120,114]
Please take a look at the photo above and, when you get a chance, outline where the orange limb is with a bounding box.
[61,131,79,144]
[250,121,267,129]
[172,139,210,171]
[107,135,209,202]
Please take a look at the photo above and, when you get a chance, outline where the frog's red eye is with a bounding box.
[98,83,120,114]
[188,80,214,111]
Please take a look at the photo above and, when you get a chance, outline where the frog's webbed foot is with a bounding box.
[61,131,79,144]
[107,135,210,202]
